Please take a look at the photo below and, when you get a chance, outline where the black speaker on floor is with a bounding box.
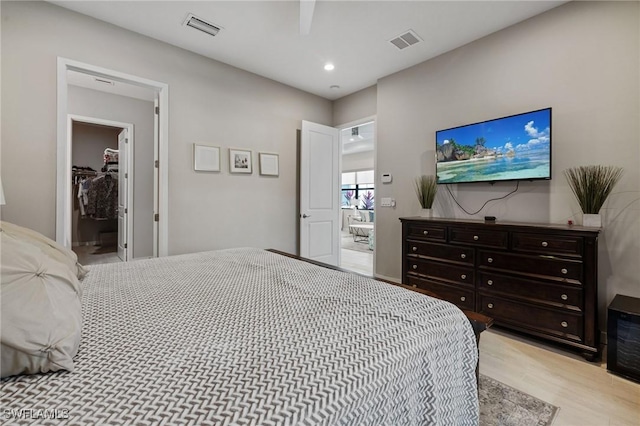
[608,294,640,383]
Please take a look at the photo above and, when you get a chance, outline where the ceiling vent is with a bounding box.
[183,13,222,37]
[94,77,114,86]
[389,30,422,50]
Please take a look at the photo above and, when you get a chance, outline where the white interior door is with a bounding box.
[300,121,340,266]
[117,129,128,261]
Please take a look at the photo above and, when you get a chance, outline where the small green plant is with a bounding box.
[564,165,623,214]
[414,175,437,209]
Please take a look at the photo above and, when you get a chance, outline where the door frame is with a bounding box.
[335,115,377,275]
[56,57,169,256]
[67,115,134,260]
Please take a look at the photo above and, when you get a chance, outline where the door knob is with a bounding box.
[302,214,311,218]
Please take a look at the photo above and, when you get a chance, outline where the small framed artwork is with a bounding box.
[193,144,220,172]
[229,148,252,174]
[259,152,279,176]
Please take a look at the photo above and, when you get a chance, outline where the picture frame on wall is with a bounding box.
[259,152,279,177]
[229,148,253,174]
[193,144,220,172]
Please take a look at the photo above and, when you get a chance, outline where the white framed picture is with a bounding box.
[193,144,220,172]
[259,152,279,176]
[229,148,252,174]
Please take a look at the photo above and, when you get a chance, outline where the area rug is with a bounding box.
[480,375,558,426]
[341,235,373,254]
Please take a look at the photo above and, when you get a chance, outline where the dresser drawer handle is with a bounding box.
[460,253,466,259]
[561,321,568,328]
[561,268,568,275]
[541,241,548,247]
[423,230,429,235]
[487,257,493,263]
[412,246,418,252]
[473,235,479,241]
[487,280,493,286]
[487,303,494,309]
[460,296,466,302]
[461,274,467,280]
[561,294,568,301]
[412,264,418,270]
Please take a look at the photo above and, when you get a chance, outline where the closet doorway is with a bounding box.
[70,116,133,264]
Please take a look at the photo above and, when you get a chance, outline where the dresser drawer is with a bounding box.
[479,250,583,283]
[406,259,474,286]
[406,223,446,242]
[512,232,583,257]
[406,241,474,265]
[450,227,508,249]
[478,272,583,311]
[407,276,475,311]
[478,295,583,342]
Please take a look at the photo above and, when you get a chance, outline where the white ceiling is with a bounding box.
[52,1,566,101]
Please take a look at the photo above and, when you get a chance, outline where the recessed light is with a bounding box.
[324,63,335,71]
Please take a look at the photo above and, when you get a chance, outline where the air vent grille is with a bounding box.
[94,78,114,86]
[389,30,422,50]
[183,13,222,37]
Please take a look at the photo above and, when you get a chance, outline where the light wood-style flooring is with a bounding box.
[340,228,374,276]
[341,248,373,276]
[480,328,640,426]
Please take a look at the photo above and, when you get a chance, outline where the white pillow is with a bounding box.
[0,221,88,280]
[1,231,82,378]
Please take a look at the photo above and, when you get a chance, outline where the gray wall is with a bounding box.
[68,86,155,259]
[1,1,332,256]
[72,122,119,172]
[71,122,119,245]
[372,1,639,327]
[333,85,377,126]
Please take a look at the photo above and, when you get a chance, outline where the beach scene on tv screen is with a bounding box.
[436,109,551,184]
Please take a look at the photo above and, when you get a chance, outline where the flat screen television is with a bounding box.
[436,108,551,184]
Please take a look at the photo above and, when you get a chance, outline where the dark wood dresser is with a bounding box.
[400,217,601,360]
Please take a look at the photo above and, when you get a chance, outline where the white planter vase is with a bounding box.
[582,213,601,228]
[419,208,433,218]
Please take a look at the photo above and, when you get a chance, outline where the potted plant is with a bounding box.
[564,165,623,227]
[360,191,375,210]
[414,175,437,217]
[343,190,355,207]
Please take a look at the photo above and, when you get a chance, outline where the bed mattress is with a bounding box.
[1,248,478,425]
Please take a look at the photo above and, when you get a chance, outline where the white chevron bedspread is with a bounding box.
[1,248,478,425]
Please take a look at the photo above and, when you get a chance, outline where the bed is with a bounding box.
[1,243,479,425]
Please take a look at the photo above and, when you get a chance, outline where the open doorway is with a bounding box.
[56,58,169,257]
[339,120,375,276]
[70,118,132,265]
